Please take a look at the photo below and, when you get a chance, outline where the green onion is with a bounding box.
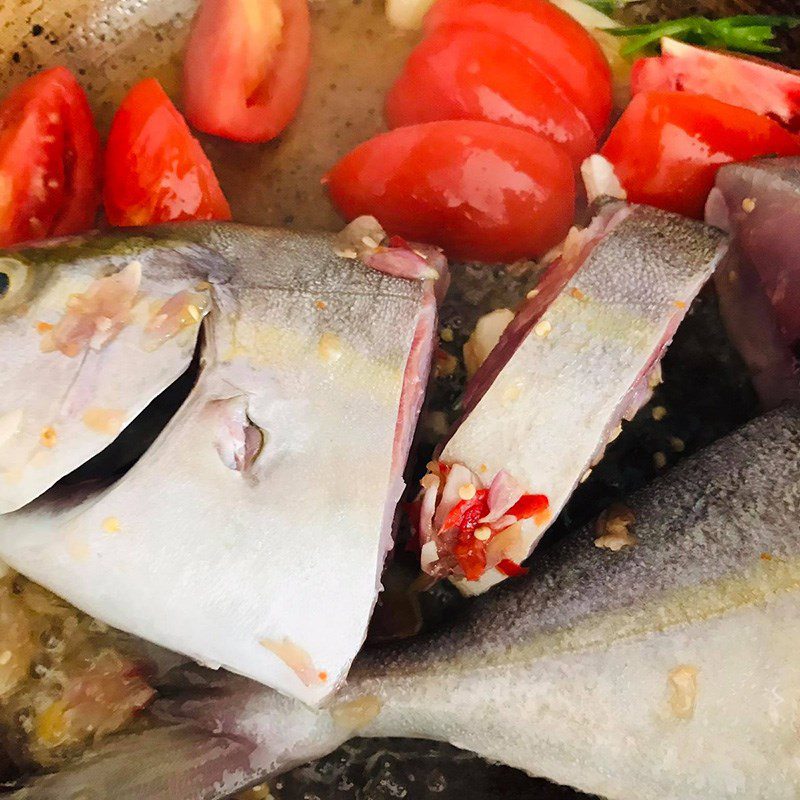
[579,0,635,15]
[604,14,800,58]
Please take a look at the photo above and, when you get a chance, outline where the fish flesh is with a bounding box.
[706,157,800,408]
[0,223,441,706]
[0,235,215,514]
[415,203,726,593]
[13,406,800,800]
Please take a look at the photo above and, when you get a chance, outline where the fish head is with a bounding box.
[0,224,440,706]
[0,232,229,513]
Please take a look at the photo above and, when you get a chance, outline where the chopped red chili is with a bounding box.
[496,559,529,578]
[440,489,489,534]
[387,234,412,249]
[507,494,549,520]
[454,537,488,581]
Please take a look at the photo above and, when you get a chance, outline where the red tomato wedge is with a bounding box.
[385,29,596,166]
[325,120,575,263]
[0,67,101,247]
[632,38,800,132]
[601,91,800,219]
[184,0,311,142]
[104,79,231,227]
[424,0,612,138]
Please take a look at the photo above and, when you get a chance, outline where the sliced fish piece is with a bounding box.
[13,406,800,800]
[0,224,440,706]
[416,203,727,593]
[706,157,800,408]
[0,236,219,513]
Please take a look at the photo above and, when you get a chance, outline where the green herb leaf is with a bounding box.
[579,0,636,15]
[604,14,800,58]
[579,0,616,14]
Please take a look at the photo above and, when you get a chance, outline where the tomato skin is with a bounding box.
[325,120,575,263]
[424,0,611,138]
[0,67,101,247]
[385,29,596,167]
[601,91,800,219]
[631,38,800,132]
[184,0,311,142]
[104,79,231,227]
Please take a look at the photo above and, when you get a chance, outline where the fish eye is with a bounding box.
[0,258,30,312]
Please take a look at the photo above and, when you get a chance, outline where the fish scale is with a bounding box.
[12,407,800,799]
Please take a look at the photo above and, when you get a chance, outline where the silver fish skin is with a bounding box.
[420,204,727,594]
[0,223,439,706]
[0,235,219,513]
[706,157,800,409]
[13,406,800,800]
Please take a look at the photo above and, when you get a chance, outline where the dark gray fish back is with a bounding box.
[361,407,800,673]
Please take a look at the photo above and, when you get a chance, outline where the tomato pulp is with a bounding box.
[184,0,311,142]
[0,67,101,247]
[104,79,231,227]
[601,91,800,219]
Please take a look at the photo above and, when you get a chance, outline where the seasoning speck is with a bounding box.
[570,287,586,302]
[434,350,458,378]
[670,436,686,453]
[314,300,327,310]
[330,695,382,732]
[653,451,667,469]
[458,483,476,501]
[474,526,491,541]
[651,405,667,421]
[102,517,121,534]
[40,426,57,448]
[526,288,540,300]
[668,665,698,719]
[501,381,522,405]
[440,327,454,342]
[420,473,438,490]
[318,332,343,363]
[83,408,124,436]
[742,197,756,213]
[533,319,552,338]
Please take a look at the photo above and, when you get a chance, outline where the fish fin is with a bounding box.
[9,723,258,800]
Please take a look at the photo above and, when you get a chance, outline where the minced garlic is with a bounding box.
[668,665,698,719]
[534,319,552,338]
[594,503,636,551]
